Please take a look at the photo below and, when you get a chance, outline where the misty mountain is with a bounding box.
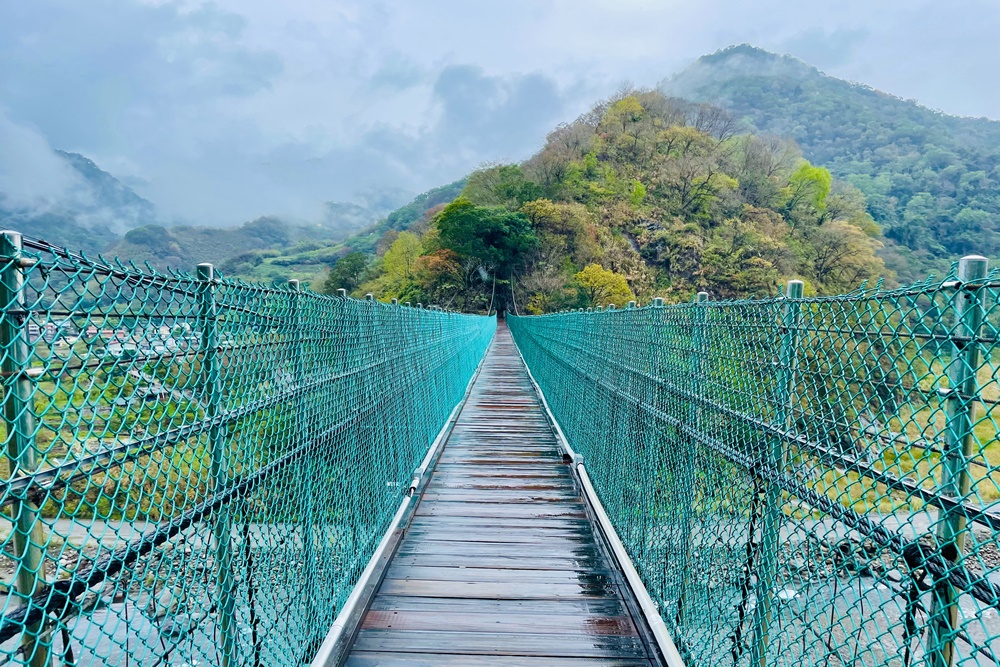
[212,180,466,286]
[102,187,416,279]
[0,143,411,272]
[662,44,1000,277]
[0,150,156,254]
[104,175,411,269]
[336,179,466,255]
[55,151,156,226]
[107,207,395,277]
[319,184,414,240]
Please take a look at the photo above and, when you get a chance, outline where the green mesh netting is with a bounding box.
[0,232,495,666]
[510,259,1000,667]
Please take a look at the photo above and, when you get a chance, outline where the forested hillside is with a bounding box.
[0,151,156,254]
[663,45,1000,279]
[326,90,887,312]
[103,191,408,280]
[0,149,400,277]
[204,180,465,284]
[14,45,988,301]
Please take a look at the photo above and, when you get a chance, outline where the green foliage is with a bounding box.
[382,231,423,281]
[435,198,537,277]
[357,232,425,300]
[462,165,543,208]
[343,179,467,256]
[664,45,1000,277]
[322,251,369,294]
[357,88,889,312]
[574,264,634,307]
[784,162,832,222]
[520,88,885,302]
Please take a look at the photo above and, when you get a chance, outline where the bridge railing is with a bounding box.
[0,232,495,666]
[509,255,1000,667]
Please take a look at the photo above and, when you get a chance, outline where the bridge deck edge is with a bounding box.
[508,329,687,667]
[309,328,496,667]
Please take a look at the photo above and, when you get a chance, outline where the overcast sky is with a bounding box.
[2,0,998,226]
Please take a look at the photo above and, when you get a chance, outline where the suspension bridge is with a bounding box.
[1,231,999,667]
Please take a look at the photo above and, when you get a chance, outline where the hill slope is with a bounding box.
[0,149,405,276]
[333,88,888,311]
[0,151,156,253]
[661,45,1000,277]
[190,180,465,286]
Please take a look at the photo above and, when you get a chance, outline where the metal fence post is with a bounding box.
[0,232,51,667]
[674,292,708,633]
[927,255,988,667]
[751,279,803,667]
[197,263,235,667]
[289,279,318,644]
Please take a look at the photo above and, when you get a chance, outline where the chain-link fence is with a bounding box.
[510,255,1000,667]
[0,232,495,666]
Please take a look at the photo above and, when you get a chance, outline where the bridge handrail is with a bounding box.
[0,232,496,666]
[509,255,1000,667]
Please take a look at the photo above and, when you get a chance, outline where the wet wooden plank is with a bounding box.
[406,515,591,528]
[384,564,615,585]
[377,578,619,599]
[345,653,653,667]
[421,487,578,496]
[404,526,595,540]
[404,527,594,542]
[425,478,576,489]
[396,539,605,559]
[429,465,568,477]
[352,629,649,658]
[390,553,611,572]
[414,503,588,519]
[362,609,638,635]
[366,595,629,616]
[343,324,658,664]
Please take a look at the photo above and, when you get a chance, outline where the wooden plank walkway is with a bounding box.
[344,324,661,666]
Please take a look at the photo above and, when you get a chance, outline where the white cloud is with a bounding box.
[1,0,997,227]
[0,109,87,214]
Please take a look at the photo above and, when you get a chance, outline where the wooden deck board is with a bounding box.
[351,629,649,658]
[345,653,653,666]
[343,324,660,664]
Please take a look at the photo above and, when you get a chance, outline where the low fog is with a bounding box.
[1,0,998,229]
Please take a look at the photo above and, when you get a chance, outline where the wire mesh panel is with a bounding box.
[509,257,1000,667]
[0,233,495,667]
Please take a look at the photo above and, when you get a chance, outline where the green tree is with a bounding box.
[323,252,368,294]
[783,161,832,224]
[462,164,544,209]
[435,198,537,278]
[662,45,1000,267]
[806,221,885,292]
[356,231,425,301]
[382,231,423,281]
[574,264,634,307]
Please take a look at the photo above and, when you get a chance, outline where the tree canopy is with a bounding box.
[664,45,1000,279]
[329,88,889,311]
[322,251,368,294]
[434,198,537,278]
[574,264,634,308]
